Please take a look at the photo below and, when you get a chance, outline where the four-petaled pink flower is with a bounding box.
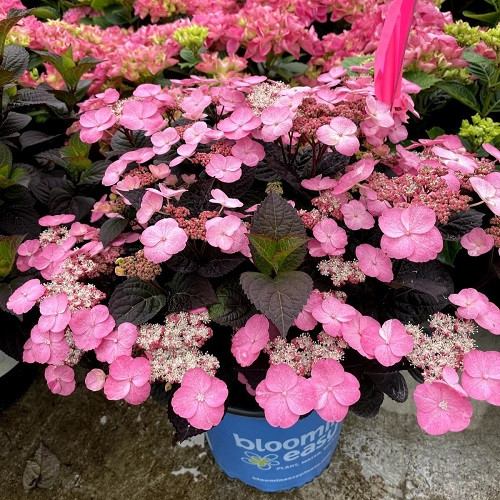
[448,288,489,320]
[361,319,413,366]
[332,158,375,195]
[413,380,473,435]
[16,239,40,271]
[461,350,500,406]
[151,128,180,154]
[301,175,337,191]
[341,200,375,230]
[379,205,443,262]
[27,325,69,364]
[217,106,261,139]
[255,364,316,428]
[45,365,76,396]
[95,322,138,363]
[38,294,72,333]
[231,314,270,367]
[205,154,242,183]
[310,359,360,422]
[119,101,164,133]
[85,368,106,392]
[7,279,46,314]
[340,312,378,359]
[365,96,394,128]
[260,106,293,142]
[79,108,116,143]
[209,189,243,209]
[171,368,228,430]
[70,304,116,350]
[461,228,494,257]
[39,214,75,227]
[231,137,265,167]
[311,296,357,337]
[205,215,248,254]
[355,244,394,283]
[312,218,347,256]
[469,173,500,216]
[316,117,360,156]
[140,218,188,263]
[104,355,151,405]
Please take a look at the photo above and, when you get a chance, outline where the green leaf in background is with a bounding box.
[341,56,372,76]
[426,127,445,139]
[403,69,440,91]
[78,160,110,186]
[435,82,480,113]
[31,6,59,20]
[462,51,496,86]
[0,10,31,60]
[209,282,253,328]
[463,10,500,27]
[61,133,92,170]
[437,241,462,267]
[272,235,308,273]
[0,143,13,169]
[0,234,24,278]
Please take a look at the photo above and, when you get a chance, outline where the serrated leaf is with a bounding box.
[209,282,253,327]
[240,270,312,336]
[436,82,479,113]
[0,68,14,86]
[437,240,462,267]
[247,234,277,275]
[0,142,12,167]
[14,88,67,114]
[110,129,150,152]
[197,247,244,278]
[272,235,308,273]
[1,45,29,81]
[99,217,129,247]
[0,111,31,136]
[438,210,483,241]
[403,69,439,91]
[0,11,31,59]
[23,444,60,491]
[78,160,110,186]
[463,50,496,85]
[168,273,217,312]
[180,48,196,64]
[108,278,166,325]
[0,234,24,278]
[368,371,408,403]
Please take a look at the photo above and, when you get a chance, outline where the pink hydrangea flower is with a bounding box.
[311,296,357,336]
[205,215,248,254]
[231,314,270,367]
[38,294,72,333]
[45,365,76,396]
[231,137,265,167]
[70,305,116,351]
[448,288,489,320]
[120,101,164,133]
[104,356,151,405]
[33,243,68,279]
[332,158,375,195]
[149,162,171,179]
[16,239,40,271]
[209,189,243,209]
[171,368,228,430]
[469,173,500,216]
[316,117,360,156]
[79,108,116,143]
[7,279,46,314]
[341,200,375,230]
[95,322,138,363]
[461,350,500,406]
[136,191,163,225]
[475,302,500,335]
[140,218,188,264]
[217,106,261,140]
[294,290,322,331]
[255,364,316,428]
[312,218,348,256]
[205,154,242,183]
[310,359,360,422]
[38,214,75,227]
[361,319,413,367]
[461,228,494,257]
[260,106,293,142]
[483,142,500,161]
[379,205,443,262]
[85,368,106,392]
[355,244,394,283]
[301,175,337,191]
[341,312,379,358]
[151,128,180,155]
[413,381,473,435]
[364,96,394,128]
[28,325,69,364]
[181,89,212,120]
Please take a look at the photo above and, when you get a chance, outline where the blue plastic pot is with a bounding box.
[206,409,342,492]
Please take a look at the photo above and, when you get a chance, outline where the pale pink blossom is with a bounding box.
[301,175,337,191]
[469,173,500,216]
[461,350,500,406]
[16,239,40,271]
[120,101,164,133]
[7,279,46,314]
[39,214,75,227]
[28,325,69,365]
[364,96,394,128]
[171,368,228,430]
[231,137,265,167]
[205,215,247,254]
[255,364,315,428]
[133,84,174,106]
[95,323,138,363]
[311,296,357,337]
[217,106,261,140]
[183,121,218,145]
[151,128,180,155]
[332,158,375,195]
[482,142,500,162]
[95,88,119,104]
[45,365,76,396]
[379,205,443,262]
[70,305,116,351]
[145,185,187,201]
[205,154,242,183]
[80,108,116,143]
[181,89,212,120]
[432,147,476,174]
[149,163,171,179]
[341,200,375,230]
[312,218,347,256]
[310,359,360,421]
[475,302,500,335]
[231,314,270,367]
[104,356,151,405]
[461,228,494,256]
[355,244,394,283]
[341,312,378,358]
[360,319,413,367]
[140,218,188,263]
[294,290,322,331]
[209,189,243,209]
[38,294,72,333]
[260,106,293,142]
[33,243,67,279]
[85,369,106,391]
[317,67,346,84]
[449,288,489,320]
[136,191,163,225]
[413,381,473,435]
[316,117,360,156]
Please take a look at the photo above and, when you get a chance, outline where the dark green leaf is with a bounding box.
[0,68,14,86]
[14,88,67,114]
[19,130,58,150]
[209,282,253,327]
[368,371,408,402]
[31,6,59,20]
[247,234,277,275]
[463,50,496,85]
[180,48,196,64]
[403,69,439,91]
[350,376,384,418]
[438,210,483,241]
[168,273,217,311]
[426,127,445,140]
[463,10,500,26]
[197,248,244,278]
[272,235,308,273]
[78,160,110,186]
[0,234,24,278]
[0,142,12,167]
[111,129,151,152]
[0,204,40,238]
[437,240,462,267]
[0,111,31,136]
[1,45,29,81]
[436,82,479,113]
[0,10,31,58]
[99,217,129,247]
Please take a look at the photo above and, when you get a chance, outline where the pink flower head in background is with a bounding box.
[413,380,473,435]
[104,356,151,405]
[7,279,46,314]
[341,200,375,230]
[461,350,500,406]
[85,368,106,392]
[140,218,188,263]
[79,108,116,143]
[260,106,293,142]
[231,314,270,367]
[448,288,489,320]
[209,189,243,209]
[361,319,413,366]
[379,205,443,262]
[255,363,315,428]
[205,154,242,183]
[311,296,356,337]
[316,117,360,156]
[461,228,494,257]
[171,368,228,430]
[45,365,76,396]
[312,218,348,256]
[205,215,247,253]
[70,304,116,350]
[95,322,138,363]
[355,244,394,283]
[38,293,72,333]
[28,326,69,365]
[469,173,500,216]
[39,214,75,227]
[310,359,360,422]
[231,137,265,167]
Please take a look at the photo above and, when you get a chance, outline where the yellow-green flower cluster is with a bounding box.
[172,24,209,52]
[445,21,500,51]
[460,114,500,149]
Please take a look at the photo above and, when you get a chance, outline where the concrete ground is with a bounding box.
[1,330,499,500]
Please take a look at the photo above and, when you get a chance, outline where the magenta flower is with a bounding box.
[341,200,375,230]
[38,294,72,333]
[7,279,46,314]
[461,350,500,406]
[79,108,116,143]
[260,106,293,142]
[205,215,247,254]
[38,214,75,227]
[33,243,67,279]
[355,244,394,283]
[209,189,243,209]
[140,218,188,264]
[231,137,265,167]
[311,296,357,337]
[255,364,315,428]
[361,319,413,366]
[119,101,164,133]
[294,290,322,331]
[379,205,443,262]
[217,106,261,140]
[469,173,500,216]
[231,314,270,367]
[413,381,473,435]
[461,228,494,257]
[70,305,116,351]
[95,322,138,363]
[317,117,360,156]
[171,368,228,430]
[45,365,76,396]
[85,368,106,392]
[29,325,69,364]
[312,218,347,256]
[449,288,489,320]
[205,154,242,183]
[340,312,378,359]
[104,356,151,405]
[151,128,180,154]
[310,359,360,422]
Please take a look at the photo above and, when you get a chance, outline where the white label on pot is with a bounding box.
[0,349,18,377]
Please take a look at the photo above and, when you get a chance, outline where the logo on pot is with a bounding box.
[241,452,280,470]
